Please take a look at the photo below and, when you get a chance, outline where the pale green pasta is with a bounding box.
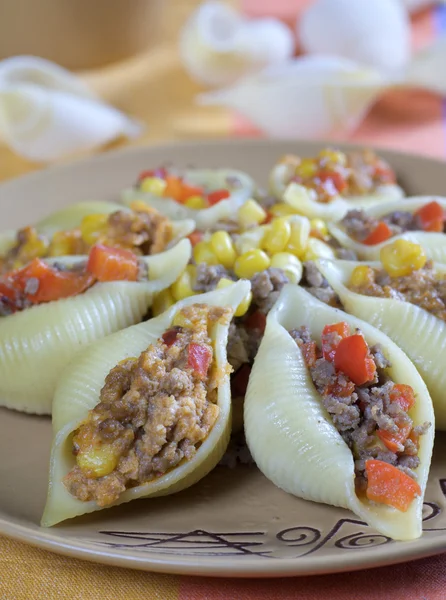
[244,285,434,540]
[42,280,251,527]
[0,239,192,415]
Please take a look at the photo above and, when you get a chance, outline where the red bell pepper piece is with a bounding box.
[87,244,139,282]
[321,322,350,362]
[334,334,376,385]
[365,459,421,511]
[390,384,416,412]
[362,221,393,246]
[207,189,230,206]
[187,343,212,379]
[162,329,179,347]
[415,201,444,232]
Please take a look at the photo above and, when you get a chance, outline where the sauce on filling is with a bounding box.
[289,322,430,511]
[64,304,231,507]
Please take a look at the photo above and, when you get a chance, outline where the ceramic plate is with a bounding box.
[0,140,445,577]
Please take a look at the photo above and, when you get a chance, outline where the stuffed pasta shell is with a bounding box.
[245,285,434,540]
[0,239,191,415]
[41,280,251,526]
[271,148,403,222]
[316,239,446,428]
[328,197,446,262]
[0,200,194,273]
[122,167,255,229]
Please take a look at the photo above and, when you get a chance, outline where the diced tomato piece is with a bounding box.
[322,322,350,362]
[415,201,444,232]
[377,423,412,453]
[207,189,230,206]
[373,164,396,184]
[187,343,212,379]
[162,329,179,347]
[164,176,186,202]
[188,230,203,247]
[362,221,393,246]
[138,167,168,183]
[324,375,355,398]
[365,459,421,511]
[231,364,252,397]
[301,341,317,368]
[87,244,139,282]
[14,259,94,303]
[244,310,267,334]
[178,183,206,203]
[390,384,416,412]
[334,334,376,386]
[316,170,348,193]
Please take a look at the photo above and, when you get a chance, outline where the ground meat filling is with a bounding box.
[289,324,430,497]
[340,209,419,243]
[350,260,446,321]
[300,261,341,308]
[0,208,172,274]
[63,304,230,507]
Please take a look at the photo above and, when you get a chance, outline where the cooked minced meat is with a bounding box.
[289,324,430,489]
[64,304,230,507]
[250,268,290,313]
[350,260,446,321]
[301,261,341,307]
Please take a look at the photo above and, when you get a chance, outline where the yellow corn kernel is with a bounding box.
[184,195,207,209]
[268,202,298,218]
[139,176,167,196]
[18,230,49,263]
[295,158,317,179]
[193,240,219,265]
[270,252,303,284]
[210,231,237,269]
[285,216,311,258]
[262,217,291,255]
[48,230,80,256]
[380,239,427,278]
[303,237,336,261]
[77,444,119,479]
[171,266,197,301]
[80,213,108,245]
[234,249,270,279]
[319,148,347,166]
[237,199,267,229]
[172,310,194,328]
[152,289,175,317]
[217,278,252,316]
[349,265,375,287]
[129,200,152,214]
[310,218,329,240]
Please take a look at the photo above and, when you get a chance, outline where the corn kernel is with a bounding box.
[217,278,252,316]
[303,237,336,261]
[152,289,175,316]
[210,231,237,269]
[18,229,49,263]
[270,252,303,284]
[184,195,207,209]
[48,230,81,256]
[268,203,298,218]
[193,241,219,265]
[350,265,375,287]
[77,444,119,479]
[172,310,193,328]
[234,226,268,255]
[139,176,167,196]
[319,148,347,166]
[380,239,427,278]
[295,158,317,179]
[285,216,311,258]
[262,217,291,255]
[129,200,151,213]
[310,218,329,240]
[171,266,196,301]
[234,249,270,279]
[238,199,267,229]
[80,213,108,245]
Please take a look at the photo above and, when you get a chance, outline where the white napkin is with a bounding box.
[0,56,143,163]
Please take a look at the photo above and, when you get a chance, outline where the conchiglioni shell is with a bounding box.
[329,196,446,261]
[122,168,255,229]
[316,257,446,430]
[0,239,192,416]
[0,201,194,257]
[245,285,434,540]
[42,280,251,527]
[283,182,404,221]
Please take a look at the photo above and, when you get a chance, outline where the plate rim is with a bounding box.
[1,138,446,577]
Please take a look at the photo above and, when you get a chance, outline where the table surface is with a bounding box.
[1,1,446,598]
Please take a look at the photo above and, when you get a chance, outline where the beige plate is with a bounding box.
[1,140,446,577]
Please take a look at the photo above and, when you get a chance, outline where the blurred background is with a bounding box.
[0,0,445,182]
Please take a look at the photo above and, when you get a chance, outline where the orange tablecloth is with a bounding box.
[1,1,446,598]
